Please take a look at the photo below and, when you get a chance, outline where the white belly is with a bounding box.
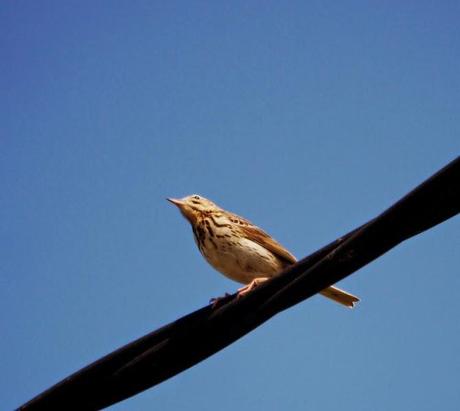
[199,235,285,284]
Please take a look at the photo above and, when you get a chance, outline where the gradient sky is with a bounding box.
[1,2,459,410]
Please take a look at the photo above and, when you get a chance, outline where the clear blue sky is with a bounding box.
[1,2,459,410]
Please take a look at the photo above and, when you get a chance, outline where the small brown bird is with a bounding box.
[168,194,359,308]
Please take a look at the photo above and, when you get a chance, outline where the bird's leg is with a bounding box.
[237,277,269,297]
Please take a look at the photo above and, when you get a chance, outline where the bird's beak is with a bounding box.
[167,198,185,208]
[167,197,196,223]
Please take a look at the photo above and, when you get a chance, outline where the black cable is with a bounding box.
[18,156,460,410]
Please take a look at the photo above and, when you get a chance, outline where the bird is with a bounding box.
[168,194,359,308]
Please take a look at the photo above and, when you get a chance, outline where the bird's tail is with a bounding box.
[320,286,359,308]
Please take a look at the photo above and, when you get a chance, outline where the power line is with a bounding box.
[18,156,460,410]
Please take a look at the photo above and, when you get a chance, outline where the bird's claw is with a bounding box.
[237,277,269,298]
[209,292,231,308]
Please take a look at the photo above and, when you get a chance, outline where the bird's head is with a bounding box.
[167,194,220,224]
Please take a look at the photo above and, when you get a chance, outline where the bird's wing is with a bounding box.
[229,212,297,265]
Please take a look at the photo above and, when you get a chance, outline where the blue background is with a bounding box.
[1,2,459,410]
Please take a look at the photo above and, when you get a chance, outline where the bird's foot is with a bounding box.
[209,292,232,308]
[237,278,269,298]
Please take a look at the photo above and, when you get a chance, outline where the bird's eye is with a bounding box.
[193,195,200,200]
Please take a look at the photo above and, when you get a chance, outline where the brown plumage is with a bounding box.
[168,194,359,308]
